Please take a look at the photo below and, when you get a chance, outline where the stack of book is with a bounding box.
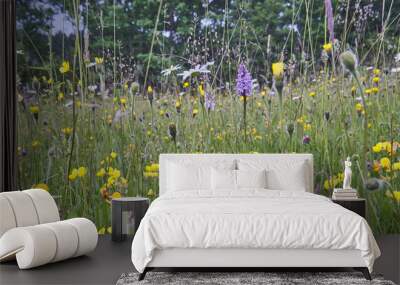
[332,188,358,200]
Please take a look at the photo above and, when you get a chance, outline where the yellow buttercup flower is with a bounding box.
[96,168,106,177]
[113,169,121,179]
[374,141,394,154]
[111,192,121,199]
[29,106,40,114]
[98,227,106,235]
[296,117,304,124]
[77,166,87,177]
[95,57,104,65]
[373,68,380,75]
[59,61,70,74]
[372,77,380,84]
[303,123,312,131]
[110,151,117,159]
[108,167,121,179]
[372,143,382,153]
[372,87,379,94]
[149,163,159,172]
[355,103,364,112]
[147,86,153,93]
[120,98,127,105]
[61,127,73,136]
[144,163,159,178]
[392,162,400,171]
[323,43,332,53]
[192,108,199,117]
[386,190,400,202]
[183,82,190,88]
[107,177,115,187]
[272,62,284,79]
[308,92,316,97]
[380,157,391,170]
[58,92,64,101]
[69,168,78,181]
[32,183,49,191]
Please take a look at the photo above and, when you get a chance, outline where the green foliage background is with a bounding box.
[16,0,400,233]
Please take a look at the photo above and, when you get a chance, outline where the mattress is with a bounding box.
[131,190,380,273]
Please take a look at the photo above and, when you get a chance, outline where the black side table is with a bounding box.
[112,197,149,242]
[332,198,366,218]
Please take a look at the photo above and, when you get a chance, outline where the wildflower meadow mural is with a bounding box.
[17,0,400,234]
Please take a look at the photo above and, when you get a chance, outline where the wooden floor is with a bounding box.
[0,235,398,285]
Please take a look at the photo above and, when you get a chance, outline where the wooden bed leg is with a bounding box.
[138,268,148,281]
[354,267,371,280]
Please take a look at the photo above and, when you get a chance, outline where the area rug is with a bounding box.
[116,271,396,285]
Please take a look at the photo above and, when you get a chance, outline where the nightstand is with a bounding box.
[332,198,366,218]
[111,197,150,242]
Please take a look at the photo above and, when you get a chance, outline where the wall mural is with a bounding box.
[16,0,400,234]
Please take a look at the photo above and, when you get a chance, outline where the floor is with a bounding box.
[0,235,398,285]
[0,235,134,285]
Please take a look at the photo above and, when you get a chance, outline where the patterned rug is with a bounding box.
[116,271,396,285]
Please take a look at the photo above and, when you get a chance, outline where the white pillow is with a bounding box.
[238,159,309,191]
[211,168,236,190]
[265,164,307,191]
[236,169,267,189]
[167,162,211,191]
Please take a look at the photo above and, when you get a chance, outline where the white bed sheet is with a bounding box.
[131,190,380,273]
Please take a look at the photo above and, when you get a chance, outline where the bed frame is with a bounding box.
[139,249,371,280]
[138,154,372,281]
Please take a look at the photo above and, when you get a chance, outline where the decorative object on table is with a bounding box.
[112,197,149,242]
[332,188,358,200]
[0,189,98,269]
[343,156,352,190]
[116,271,394,285]
[332,198,366,218]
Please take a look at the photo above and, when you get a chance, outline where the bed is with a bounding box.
[131,154,380,280]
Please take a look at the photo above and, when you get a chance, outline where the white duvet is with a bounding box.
[131,190,380,273]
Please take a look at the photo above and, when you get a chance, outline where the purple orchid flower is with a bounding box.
[236,63,252,97]
[325,0,334,43]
